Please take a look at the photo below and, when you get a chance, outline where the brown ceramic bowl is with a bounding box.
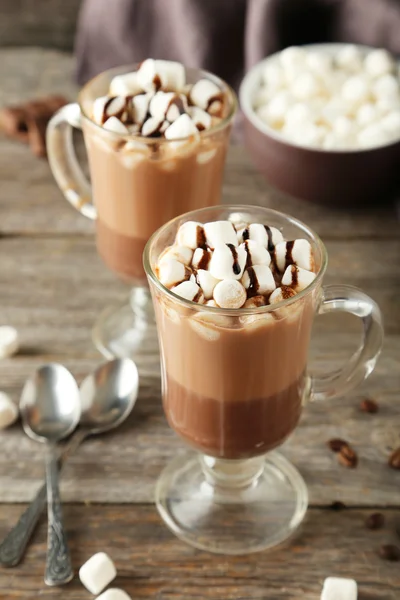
[240,44,400,207]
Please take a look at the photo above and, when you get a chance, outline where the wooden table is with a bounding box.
[0,49,399,600]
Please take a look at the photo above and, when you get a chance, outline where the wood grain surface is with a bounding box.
[0,49,399,599]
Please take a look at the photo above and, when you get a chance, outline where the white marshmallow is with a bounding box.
[376,95,400,115]
[244,295,267,308]
[96,590,132,600]
[269,286,297,304]
[213,279,247,309]
[285,122,327,148]
[172,280,203,303]
[242,265,276,295]
[332,116,354,140]
[240,240,271,267]
[149,91,175,120]
[284,103,313,129]
[157,258,189,288]
[0,326,19,358]
[166,94,189,122]
[282,264,316,291]
[204,221,238,248]
[253,86,272,109]
[187,106,212,130]
[228,212,250,230]
[341,75,371,105]
[280,47,307,71]
[373,74,399,100]
[194,269,219,300]
[207,99,224,117]
[141,116,164,137]
[356,103,379,127]
[190,79,222,110]
[191,247,212,270]
[103,97,127,121]
[336,45,363,72]
[79,552,117,595]
[164,113,199,140]
[209,243,247,280]
[159,245,193,266]
[357,123,389,148]
[275,239,314,273]
[137,59,185,92]
[0,392,18,429]
[205,299,218,307]
[306,52,333,77]
[321,577,357,600]
[321,97,350,126]
[103,117,128,135]
[240,223,284,249]
[261,62,286,90]
[381,110,400,139]
[291,72,321,101]
[132,93,152,125]
[190,317,220,341]
[92,96,109,124]
[266,90,293,124]
[176,221,205,249]
[365,49,394,78]
[240,312,274,329]
[109,72,142,96]
[196,147,217,164]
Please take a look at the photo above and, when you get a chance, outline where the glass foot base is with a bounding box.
[156,450,308,555]
[92,287,158,360]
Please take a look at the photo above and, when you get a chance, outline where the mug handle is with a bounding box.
[46,103,96,220]
[312,284,384,401]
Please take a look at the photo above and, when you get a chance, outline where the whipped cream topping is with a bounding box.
[91,59,226,140]
[254,45,400,150]
[155,214,317,309]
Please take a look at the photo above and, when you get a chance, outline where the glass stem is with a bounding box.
[201,455,265,490]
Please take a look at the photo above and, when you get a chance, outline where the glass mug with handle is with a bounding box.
[46,64,237,359]
[144,204,383,555]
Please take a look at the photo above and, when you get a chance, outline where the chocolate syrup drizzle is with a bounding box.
[243,240,253,269]
[264,225,275,252]
[196,226,207,250]
[227,244,241,275]
[246,266,259,297]
[197,249,211,270]
[285,241,295,270]
[242,228,250,241]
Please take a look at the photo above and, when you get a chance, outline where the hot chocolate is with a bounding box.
[82,59,235,285]
[151,212,318,459]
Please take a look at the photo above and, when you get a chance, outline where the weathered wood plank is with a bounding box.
[0,48,399,239]
[0,505,399,599]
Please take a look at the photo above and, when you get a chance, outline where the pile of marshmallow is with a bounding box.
[254,45,400,150]
[156,214,316,310]
[79,552,130,600]
[91,58,225,141]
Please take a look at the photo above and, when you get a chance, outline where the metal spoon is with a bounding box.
[20,364,81,586]
[0,358,139,569]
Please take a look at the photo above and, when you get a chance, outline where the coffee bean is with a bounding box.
[365,512,385,530]
[338,444,358,468]
[327,438,348,453]
[378,544,400,561]
[360,398,379,413]
[330,501,346,511]
[388,447,400,470]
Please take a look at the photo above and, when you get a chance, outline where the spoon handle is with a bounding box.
[0,429,87,568]
[44,444,73,586]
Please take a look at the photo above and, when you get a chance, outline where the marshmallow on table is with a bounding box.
[176,221,205,249]
[157,258,189,288]
[282,265,316,292]
[194,269,220,300]
[204,221,238,248]
[192,247,212,270]
[96,590,132,600]
[321,577,357,600]
[0,326,19,359]
[275,239,314,272]
[159,245,193,266]
[365,49,394,78]
[103,117,128,135]
[190,79,222,110]
[172,280,204,303]
[240,240,271,267]
[0,392,18,429]
[208,243,247,280]
[165,114,199,141]
[79,552,117,595]
[242,265,276,295]
[213,279,247,309]
[238,223,284,250]
[109,72,142,96]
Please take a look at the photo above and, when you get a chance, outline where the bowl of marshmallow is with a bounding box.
[240,43,400,206]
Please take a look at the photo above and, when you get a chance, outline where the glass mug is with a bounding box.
[46,65,237,359]
[144,204,383,555]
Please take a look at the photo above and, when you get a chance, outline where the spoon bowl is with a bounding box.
[79,358,139,434]
[20,363,81,442]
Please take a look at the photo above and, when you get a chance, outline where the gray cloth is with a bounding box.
[76,0,400,88]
